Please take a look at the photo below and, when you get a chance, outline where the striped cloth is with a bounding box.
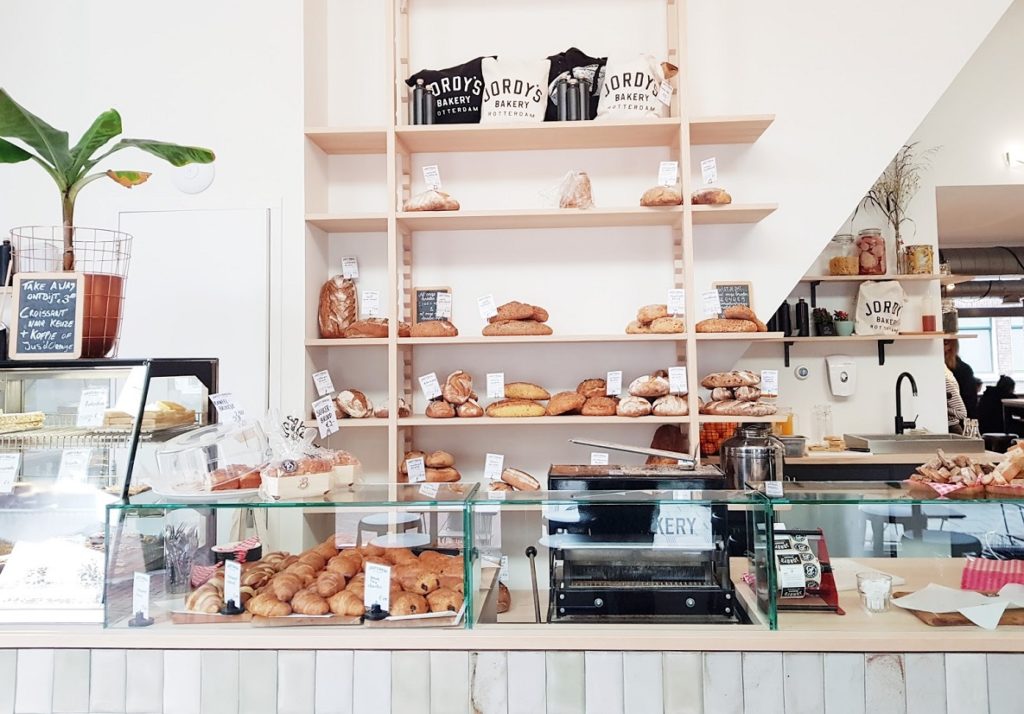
[962,556,1024,592]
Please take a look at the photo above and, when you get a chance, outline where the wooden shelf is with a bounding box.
[399,416,692,427]
[397,207,682,232]
[768,334,947,343]
[305,338,389,347]
[306,213,388,233]
[694,332,784,341]
[395,118,682,154]
[801,274,974,285]
[305,127,387,154]
[699,415,786,423]
[396,334,686,346]
[689,115,774,145]
[691,204,777,225]
[303,419,387,429]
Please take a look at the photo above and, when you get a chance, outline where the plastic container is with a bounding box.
[155,421,269,494]
[942,298,959,334]
[778,436,806,458]
[827,234,858,275]
[856,228,886,275]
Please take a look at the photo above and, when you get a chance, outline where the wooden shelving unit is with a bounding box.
[302,0,777,482]
[799,273,976,307]
[768,332,975,367]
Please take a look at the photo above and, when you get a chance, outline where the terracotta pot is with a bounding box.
[81,273,124,358]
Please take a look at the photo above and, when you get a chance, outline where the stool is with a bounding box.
[356,512,425,546]
[983,433,1019,454]
[860,504,966,556]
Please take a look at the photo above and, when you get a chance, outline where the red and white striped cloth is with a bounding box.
[961,556,1024,592]
[188,537,262,587]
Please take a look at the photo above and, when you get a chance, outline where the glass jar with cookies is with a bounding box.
[827,233,858,276]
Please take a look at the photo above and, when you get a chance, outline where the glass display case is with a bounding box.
[0,358,216,622]
[104,483,476,629]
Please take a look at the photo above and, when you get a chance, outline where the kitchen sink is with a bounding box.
[843,433,986,454]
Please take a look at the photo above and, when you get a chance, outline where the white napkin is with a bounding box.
[892,583,1024,630]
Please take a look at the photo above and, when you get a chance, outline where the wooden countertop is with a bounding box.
[707,451,1004,466]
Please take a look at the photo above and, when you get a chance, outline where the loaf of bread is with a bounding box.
[647,424,688,465]
[700,371,760,389]
[425,466,460,483]
[637,304,669,325]
[488,481,514,492]
[559,171,593,209]
[695,318,757,333]
[318,276,357,338]
[691,187,732,205]
[374,398,411,419]
[546,391,586,416]
[629,374,670,398]
[582,396,618,416]
[700,400,777,417]
[457,400,484,418]
[344,318,389,338]
[335,389,373,418]
[497,583,511,614]
[485,399,546,417]
[576,378,607,399]
[532,306,549,322]
[652,394,688,416]
[425,450,455,468]
[399,321,411,338]
[505,382,550,400]
[734,386,762,402]
[650,316,684,333]
[501,467,540,491]
[483,320,553,336]
[710,387,734,401]
[410,319,458,337]
[723,306,767,332]
[640,185,683,207]
[403,189,460,212]
[399,451,426,474]
[442,370,475,405]
[425,400,456,418]
[626,320,651,334]
[617,396,653,417]
[488,301,535,322]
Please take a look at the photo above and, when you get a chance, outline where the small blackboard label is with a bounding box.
[10,272,84,360]
[414,286,451,324]
[713,282,752,311]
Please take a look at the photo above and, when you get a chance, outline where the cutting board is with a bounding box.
[171,611,251,625]
[894,592,1024,627]
[250,614,360,627]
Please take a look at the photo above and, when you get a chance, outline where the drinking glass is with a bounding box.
[857,572,893,613]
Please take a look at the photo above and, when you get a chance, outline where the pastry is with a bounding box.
[403,189,460,212]
[358,544,386,557]
[246,593,292,618]
[390,592,429,616]
[652,395,688,416]
[345,581,364,600]
[427,588,464,613]
[186,586,222,614]
[628,374,670,398]
[327,590,365,617]
[647,424,688,465]
[488,481,514,492]
[335,389,373,418]
[318,276,356,339]
[695,318,757,333]
[640,185,683,207]
[483,320,553,336]
[284,562,317,585]
[438,558,465,578]
[546,391,586,416]
[501,467,540,491]
[374,398,411,419]
[485,399,546,418]
[363,555,390,567]
[532,306,549,322]
[442,370,475,405]
[314,538,339,560]
[700,371,761,389]
[576,378,607,399]
[410,320,458,338]
[710,387,734,401]
[723,306,767,332]
[637,304,669,325]
[270,573,304,601]
[582,396,617,416]
[734,386,762,402]
[401,570,441,595]
[384,548,418,566]
[617,396,653,418]
[497,582,511,614]
[440,576,465,594]
[315,571,347,598]
[418,551,451,569]
[691,187,732,205]
[505,382,550,401]
[344,318,389,338]
[488,301,535,322]
[457,400,484,418]
[326,555,359,578]
[425,466,461,483]
[626,320,652,334]
[425,450,455,468]
[298,551,327,570]
[399,321,411,338]
[559,171,593,209]
[650,316,684,334]
[700,400,777,417]
[426,400,456,418]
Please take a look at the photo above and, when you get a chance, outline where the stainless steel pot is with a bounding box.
[720,423,785,488]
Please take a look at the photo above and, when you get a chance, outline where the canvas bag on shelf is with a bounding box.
[854,280,905,335]
[480,57,550,123]
[596,54,676,120]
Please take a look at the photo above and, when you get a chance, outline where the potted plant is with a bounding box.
[833,309,854,336]
[812,307,835,336]
[0,88,215,357]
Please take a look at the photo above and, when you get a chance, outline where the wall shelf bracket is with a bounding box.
[783,340,794,368]
[877,339,895,366]
[809,280,821,308]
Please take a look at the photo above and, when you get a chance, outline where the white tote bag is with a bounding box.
[854,280,906,335]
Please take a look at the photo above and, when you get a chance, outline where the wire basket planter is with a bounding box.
[10,226,132,358]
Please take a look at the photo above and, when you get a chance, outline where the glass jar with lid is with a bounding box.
[827,233,858,275]
[856,228,886,275]
[942,298,959,334]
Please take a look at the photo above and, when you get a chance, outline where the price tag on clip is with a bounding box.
[486,372,505,400]
[700,157,718,185]
[76,387,108,428]
[606,370,622,396]
[435,292,453,319]
[312,370,335,398]
[667,289,685,316]
[210,393,246,424]
[341,257,359,279]
[656,81,673,107]
[364,562,393,611]
[0,453,20,494]
[765,481,785,498]
[407,457,426,483]
[58,448,92,482]
[422,165,442,191]
[360,290,380,318]
[760,370,779,398]
[225,560,241,607]
[658,161,679,187]
[590,452,609,466]
[132,572,151,619]
[418,373,442,400]
[484,453,505,480]
[668,367,688,395]
[701,289,722,318]
[477,294,498,320]
[312,395,339,438]
[419,482,440,498]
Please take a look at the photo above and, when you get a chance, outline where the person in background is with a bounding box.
[979,375,1017,435]
[946,367,967,434]
[944,339,978,420]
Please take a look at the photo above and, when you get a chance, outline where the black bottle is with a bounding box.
[411,79,425,125]
[795,298,810,337]
[566,79,580,121]
[0,240,12,286]
[556,79,568,121]
[424,87,436,125]
[775,302,792,337]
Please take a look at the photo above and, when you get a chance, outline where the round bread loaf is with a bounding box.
[442,370,475,405]
[637,303,669,324]
[457,400,484,417]
[582,396,617,416]
[425,400,456,418]
[425,450,455,468]
[425,466,460,483]
[335,389,373,418]
[576,378,607,399]
[652,395,688,416]
[617,396,653,418]
[628,375,670,398]
[546,391,586,416]
[625,320,652,334]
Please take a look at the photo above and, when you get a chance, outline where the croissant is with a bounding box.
[326,555,360,578]
[345,581,365,600]
[298,551,327,570]
[391,592,429,616]
[401,571,440,595]
[284,562,317,585]
[279,555,299,570]
[242,567,274,588]
[270,573,304,601]
[186,586,222,614]
[292,589,330,616]
[314,538,339,560]
[427,588,463,613]
[384,548,418,566]
[358,544,386,558]
[418,551,451,568]
[246,593,292,618]
[328,590,365,617]
[316,571,346,598]
[363,555,390,567]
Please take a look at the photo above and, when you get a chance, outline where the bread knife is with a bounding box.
[567,438,696,465]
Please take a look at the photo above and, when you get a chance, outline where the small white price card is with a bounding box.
[406,457,426,484]
[484,453,505,481]
[760,370,779,398]
[225,560,241,607]
[488,489,506,500]
[132,572,151,618]
[423,165,442,190]
[360,290,380,318]
[499,555,510,584]
[210,393,246,424]
[114,368,146,414]
[668,367,688,395]
[701,289,722,318]
[312,370,335,398]
[606,370,622,396]
[656,81,673,107]
[667,288,685,316]
[435,292,453,319]
[419,482,440,498]
[0,453,20,494]
[658,160,679,187]
[312,395,339,438]
[477,294,498,320]
[777,559,804,589]
[76,387,108,428]
[590,452,609,466]
[341,256,359,279]
[418,372,442,400]
[653,503,713,549]
[364,562,393,611]
[486,372,505,399]
[58,448,92,482]
[700,157,718,185]
[765,481,785,498]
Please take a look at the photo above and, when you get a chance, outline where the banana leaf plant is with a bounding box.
[0,88,215,270]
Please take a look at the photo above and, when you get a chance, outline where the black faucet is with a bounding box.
[895,371,918,435]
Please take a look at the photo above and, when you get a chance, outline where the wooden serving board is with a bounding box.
[363,612,461,629]
[893,592,1024,627]
[250,614,361,627]
[171,611,252,625]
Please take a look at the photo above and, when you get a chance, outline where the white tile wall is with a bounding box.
[124,649,162,714]
[904,653,944,714]
[201,650,239,714]
[352,651,390,714]
[545,651,585,714]
[314,651,353,714]
[946,653,989,714]
[277,651,316,714]
[506,651,546,714]
[15,649,53,714]
[391,651,430,714]
[89,649,127,713]
[429,651,470,714]
[704,653,743,714]
[782,653,823,714]
[662,652,703,714]
[864,654,905,714]
[584,651,624,714]
[470,652,508,714]
[0,650,16,714]
[622,652,663,714]
[822,653,865,714]
[52,649,90,714]
[987,654,1024,714]
[162,650,200,714]
[240,651,279,714]
[742,653,783,714]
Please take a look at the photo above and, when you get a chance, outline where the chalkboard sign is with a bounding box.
[9,272,85,360]
[713,282,753,311]
[413,286,451,324]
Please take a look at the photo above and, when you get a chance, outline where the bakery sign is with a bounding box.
[652,503,713,549]
[9,272,84,360]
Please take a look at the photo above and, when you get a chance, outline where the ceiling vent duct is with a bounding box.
[946,279,1024,299]
[939,246,1024,276]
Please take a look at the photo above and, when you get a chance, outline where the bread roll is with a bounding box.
[497,582,511,614]
[723,306,767,332]
[335,389,373,418]
[485,399,546,417]
[650,316,684,334]
[343,318,389,338]
[576,378,607,399]
[695,318,757,333]
[710,387,734,401]
[637,304,669,324]
[617,396,653,418]
[505,382,551,401]
[427,588,464,613]
[410,319,458,337]
[501,467,540,491]
[582,396,618,416]
[652,395,688,416]
[456,400,484,418]
[628,375,670,398]
[403,189,460,211]
[691,187,732,205]
[318,276,356,339]
[425,400,456,418]
[734,386,762,402]
[626,320,652,334]
[390,592,429,616]
[425,466,460,483]
[327,590,365,617]
[546,391,586,416]
[487,301,536,322]
[425,450,455,468]
[640,185,683,207]
[442,370,475,405]
[700,371,761,389]
[482,320,553,336]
